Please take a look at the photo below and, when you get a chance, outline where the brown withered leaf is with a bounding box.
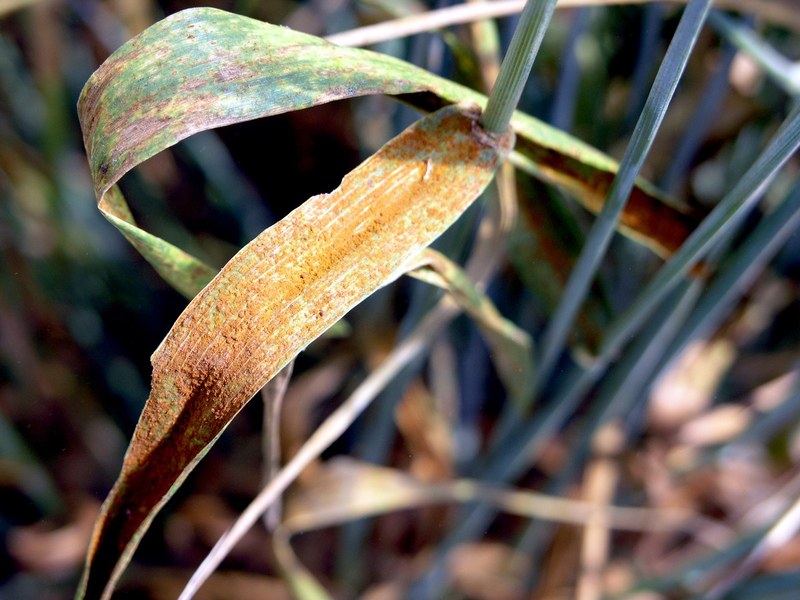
[76,104,513,600]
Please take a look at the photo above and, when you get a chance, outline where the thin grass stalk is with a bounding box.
[549,6,592,131]
[481,0,559,134]
[467,0,503,92]
[261,361,293,530]
[533,0,713,395]
[324,1,800,48]
[489,266,707,509]
[589,282,702,423]
[623,3,665,129]
[659,40,738,194]
[516,469,579,591]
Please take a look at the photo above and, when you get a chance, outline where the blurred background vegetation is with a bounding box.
[1,0,799,598]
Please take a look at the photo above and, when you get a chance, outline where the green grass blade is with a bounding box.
[79,7,698,300]
[534,0,713,393]
[660,41,737,194]
[481,0,558,134]
[663,179,800,364]
[549,7,592,132]
[599,101,800,360]
[580,279,702,429]
[623,4,665,130]
[709,11,800,97]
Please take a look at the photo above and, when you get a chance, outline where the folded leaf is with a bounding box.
[272,456,705,597]
[78,7,699,298]
[281,457,695,533]
[76,104,513,600]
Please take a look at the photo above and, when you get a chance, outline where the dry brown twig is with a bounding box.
[326,0,800,47]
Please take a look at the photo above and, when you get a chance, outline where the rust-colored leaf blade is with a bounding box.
[76,104,513,600]
[78,6,700,287]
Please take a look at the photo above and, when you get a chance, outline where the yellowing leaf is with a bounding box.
[76,104,513,600]
[408,248,534,405]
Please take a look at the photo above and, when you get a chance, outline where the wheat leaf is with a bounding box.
[78,7,698,296]
[76,104,513,600]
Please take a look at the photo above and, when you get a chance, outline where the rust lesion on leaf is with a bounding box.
[77,105,512,600]
[513,136,699,259]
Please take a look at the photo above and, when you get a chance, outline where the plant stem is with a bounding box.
[480,0,558,134]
